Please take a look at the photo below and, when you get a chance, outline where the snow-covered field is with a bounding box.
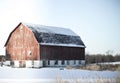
[98,61,120,65]
[0,66,120,83]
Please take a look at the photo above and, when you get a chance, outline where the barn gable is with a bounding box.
[4,23,40,61]
[23,23,85,48]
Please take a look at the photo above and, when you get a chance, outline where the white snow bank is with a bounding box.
[98,61,120,65]
[0,66,119,83]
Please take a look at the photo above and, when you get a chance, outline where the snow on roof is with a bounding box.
[23,23,78,36]
[40,43,85,48]
[22,23,85,47]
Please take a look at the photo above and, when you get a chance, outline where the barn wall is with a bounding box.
[40,45,85,60]
[6,24,40,61]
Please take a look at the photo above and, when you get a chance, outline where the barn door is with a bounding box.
[19,60,26,67]
[43,60,46,67]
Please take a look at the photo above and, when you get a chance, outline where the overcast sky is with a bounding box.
[0,0,120,55]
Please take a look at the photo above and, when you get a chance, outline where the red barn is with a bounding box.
[5,22,85,67]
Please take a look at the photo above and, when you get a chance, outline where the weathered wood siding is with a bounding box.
[40,45,85,60]
[6,24,40,60]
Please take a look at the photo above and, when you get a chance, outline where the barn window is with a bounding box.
[74,60,76,64]
[55,60,58,65]
[29,52,32,55]
[48,60,50,65]
[20,26,23,31]
[67,61,69,65]
[61,60,64,65]
[79,60,81,64]
[28,51,32,56]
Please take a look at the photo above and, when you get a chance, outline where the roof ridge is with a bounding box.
[22,22,78,36]
[22,22,70,30]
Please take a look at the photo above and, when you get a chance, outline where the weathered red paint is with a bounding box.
[5,23,40,61]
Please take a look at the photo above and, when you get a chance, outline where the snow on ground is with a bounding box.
[98,61,120,65]
[0,66,120,83]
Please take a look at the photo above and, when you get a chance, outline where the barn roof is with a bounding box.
[23,23,85,48]
[5,22,85,48]
[24,23,77,36]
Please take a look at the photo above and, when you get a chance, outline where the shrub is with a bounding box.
[79,64,120,71]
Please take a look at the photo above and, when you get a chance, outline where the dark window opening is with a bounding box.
[48,60,50,65]
[67,61,69,65]
[55,60,58,65]
[61,60,64,65]
[74,60,76,64]
[79,60,81,64]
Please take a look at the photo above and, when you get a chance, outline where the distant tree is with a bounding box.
[85,51,120,64]
[114,54,120,61]
[105,50,114,56]
[105,50,114,62]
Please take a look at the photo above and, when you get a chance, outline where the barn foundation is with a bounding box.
[3,60,85,68]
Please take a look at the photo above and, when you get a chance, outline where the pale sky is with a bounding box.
[0,0,120,55]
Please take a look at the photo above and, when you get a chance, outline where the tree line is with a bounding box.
[85,53,120,64]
